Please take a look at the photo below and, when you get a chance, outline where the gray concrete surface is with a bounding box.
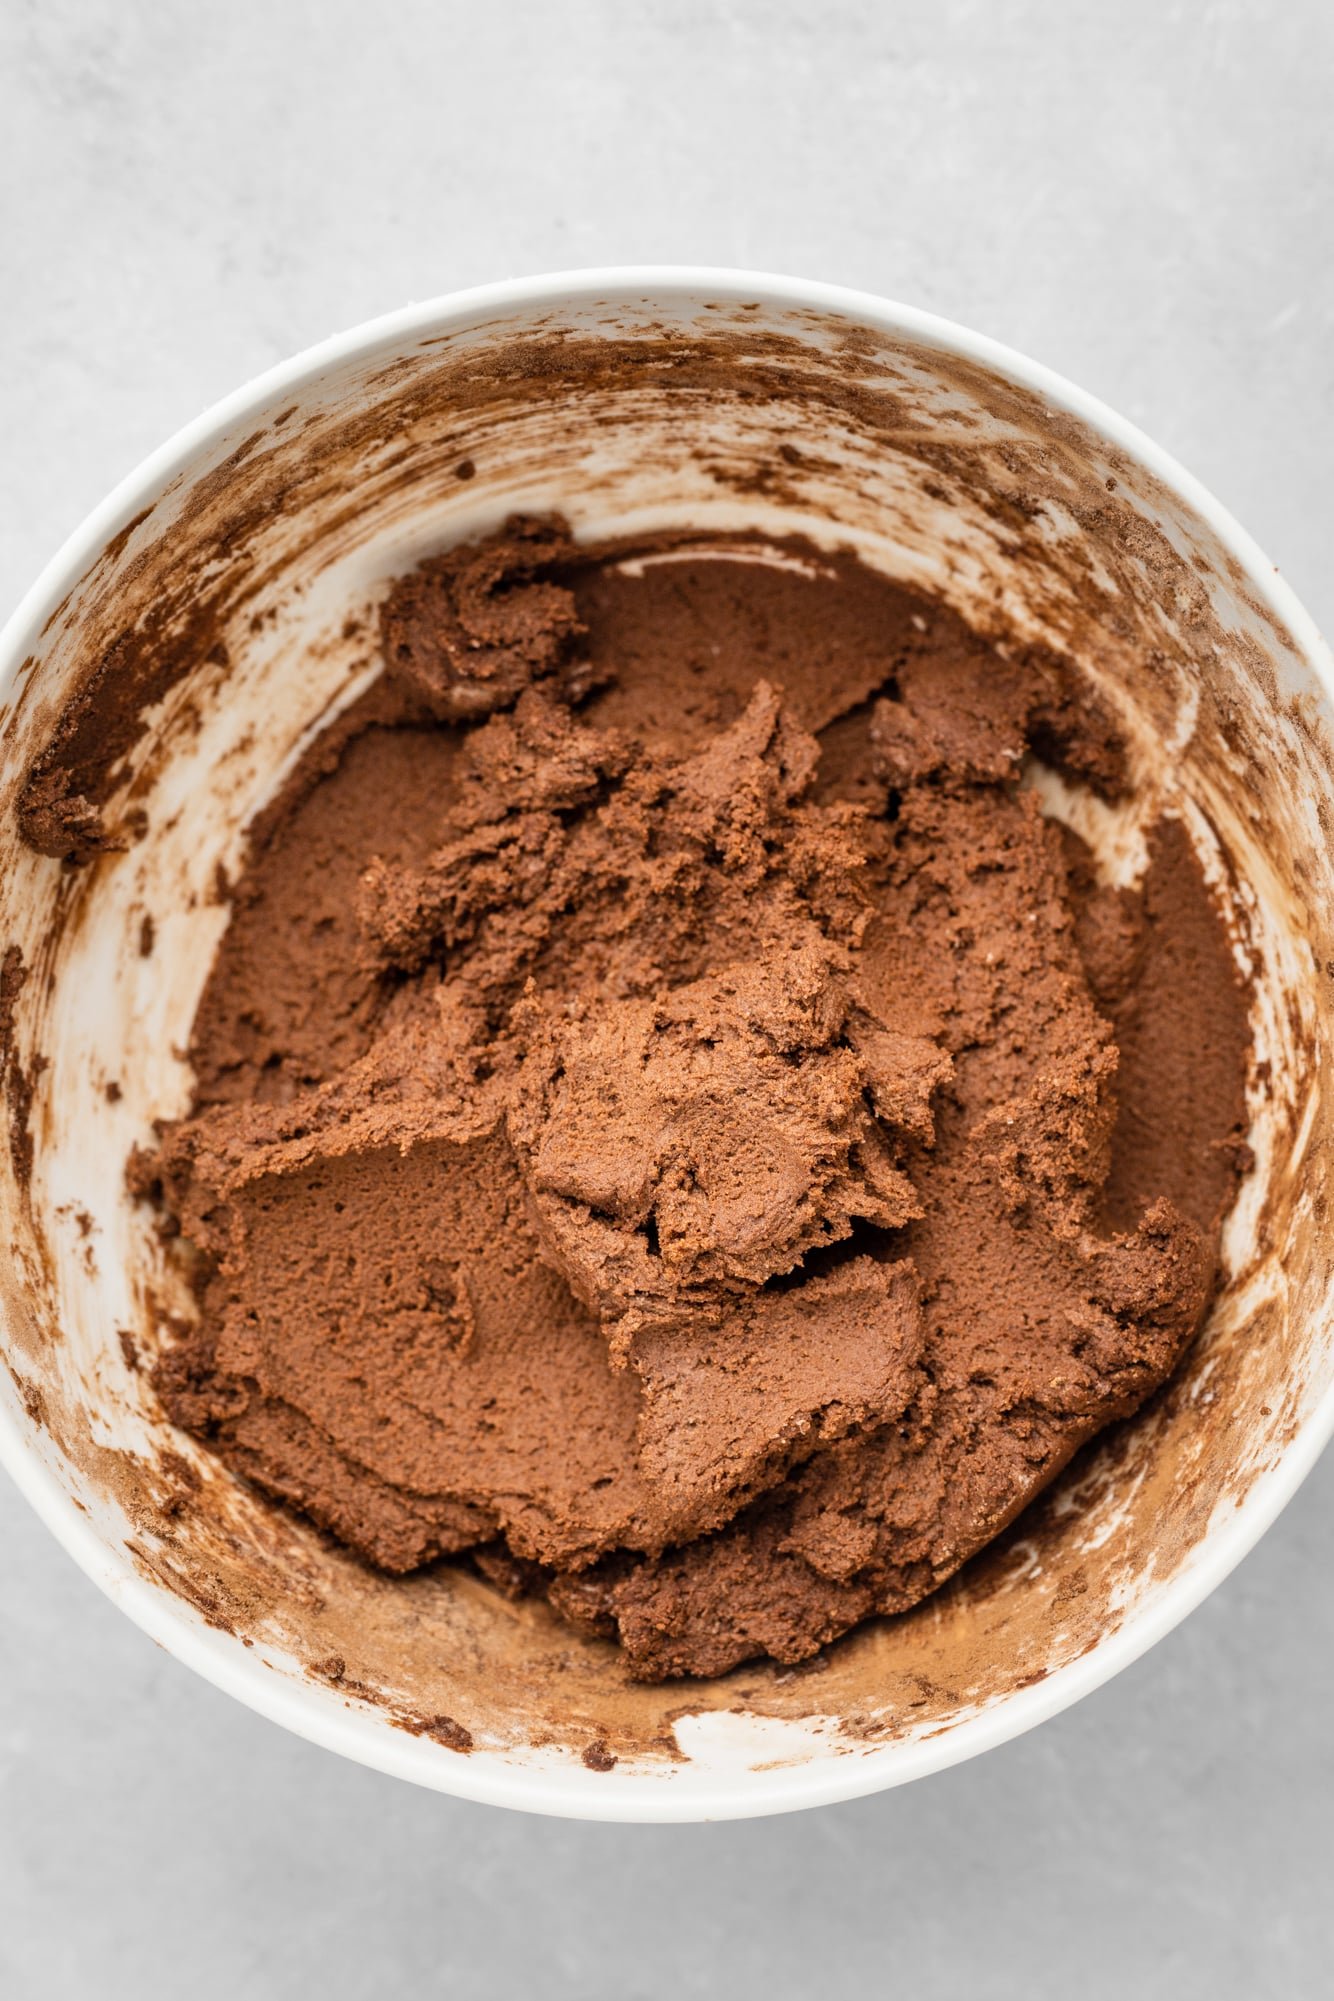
[1,3,1331,1995]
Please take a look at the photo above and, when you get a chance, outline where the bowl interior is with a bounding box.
[1,280,1331,1818]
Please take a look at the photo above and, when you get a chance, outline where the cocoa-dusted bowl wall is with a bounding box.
[0,275,1331,1820]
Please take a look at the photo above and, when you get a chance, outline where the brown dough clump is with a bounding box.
[134,516,1252,1678]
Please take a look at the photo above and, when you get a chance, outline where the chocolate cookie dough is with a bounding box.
[139,517,1252,1679]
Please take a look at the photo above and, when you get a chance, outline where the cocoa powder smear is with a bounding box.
[130,516,1251,1680]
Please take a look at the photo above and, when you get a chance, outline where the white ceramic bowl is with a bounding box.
[2,270,1332,1821]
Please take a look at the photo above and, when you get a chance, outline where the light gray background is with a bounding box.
[2,3,1331,1995]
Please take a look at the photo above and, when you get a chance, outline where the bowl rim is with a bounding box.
[2,264,1332,1823]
